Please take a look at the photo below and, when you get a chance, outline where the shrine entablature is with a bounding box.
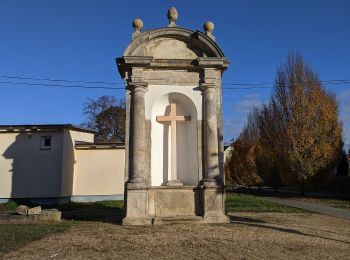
[116,17,229,86]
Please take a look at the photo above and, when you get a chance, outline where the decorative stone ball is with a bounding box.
[132,18,143,30]
[203,21,214,34]
[167,7,178,21]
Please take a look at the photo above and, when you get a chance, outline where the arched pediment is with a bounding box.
[124,27,225,59]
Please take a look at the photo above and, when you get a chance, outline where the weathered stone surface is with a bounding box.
[156,215,203,225]
[166,180,183,187]
[202,187,230,223]
[155,188,195,216]
[124,189,148,218]
[16,205,29,215]
[0,209,61,224]
[144,38,198,59]
[37,209,61,223]
[27,206,41,215]
[143,70,200,86]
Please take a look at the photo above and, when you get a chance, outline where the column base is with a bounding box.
[122,216,153,225]
[201,186,229,223]
[203,214,230,223]
[166,180,183,187]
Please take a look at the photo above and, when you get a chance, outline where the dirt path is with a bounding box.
[2,213,350,260]
[262,197,350,220]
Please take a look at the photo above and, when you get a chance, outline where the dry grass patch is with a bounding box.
[2,213,350,260]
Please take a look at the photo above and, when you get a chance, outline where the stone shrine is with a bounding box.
[117,7,230,225]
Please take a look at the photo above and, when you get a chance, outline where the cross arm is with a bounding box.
[175,116,191,121]
[156,116,171,122]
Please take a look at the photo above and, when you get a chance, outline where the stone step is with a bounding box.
[158,215,203,224]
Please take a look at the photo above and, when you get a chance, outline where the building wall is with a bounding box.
[0,128,124,202]
[73,148,125,196]
[0,131,63,198]
[61,130,94,197]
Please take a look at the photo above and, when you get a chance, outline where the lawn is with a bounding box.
[3,213,350,259]
[226,193,302,213]
[0,222,77,255]
[0,195,300,256]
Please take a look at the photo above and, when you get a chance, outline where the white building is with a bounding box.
[0,124,125,204]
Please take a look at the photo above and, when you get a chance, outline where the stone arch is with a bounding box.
[150,92,198,186]
[124,27,225,58]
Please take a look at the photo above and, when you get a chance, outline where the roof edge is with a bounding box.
[0,124,97,134]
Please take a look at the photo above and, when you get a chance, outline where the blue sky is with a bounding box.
[0,1,349,146]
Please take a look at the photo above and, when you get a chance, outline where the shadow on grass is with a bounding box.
[229,215,266,223]
[0,221,78,255]
[235,221,350,245]
[57,200,123,225]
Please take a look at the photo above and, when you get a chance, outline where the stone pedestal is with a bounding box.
[123,188,152,225]
[123,186,229,225]
[202,187,230,223]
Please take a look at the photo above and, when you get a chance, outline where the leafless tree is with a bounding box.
[82,95,126,143]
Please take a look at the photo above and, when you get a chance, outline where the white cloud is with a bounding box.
[223,117,246,142]
[233,93,263,113]
[223,94,264,142]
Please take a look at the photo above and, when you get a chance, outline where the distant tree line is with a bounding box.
[226,52,345,193]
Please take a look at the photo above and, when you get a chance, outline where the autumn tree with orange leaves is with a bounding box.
[257,52,343,192]
[227,110,262,187]
[227,52,343,192]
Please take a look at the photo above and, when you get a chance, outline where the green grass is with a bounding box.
[226,193,302,213]
[0,221,78,255]
[0,201,18,213]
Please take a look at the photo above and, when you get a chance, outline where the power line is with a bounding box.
[1,74,350,87]
[222,79,350,86]
[0,75,120,85]
[0,74,349,91]
[0,81,124,90]
[0,80,349,91]
[222,81,350,90]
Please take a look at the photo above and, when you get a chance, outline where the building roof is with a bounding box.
[75,141,125,149]
[0,124,97,134]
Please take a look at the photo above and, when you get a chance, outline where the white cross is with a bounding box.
[156,103,191,183]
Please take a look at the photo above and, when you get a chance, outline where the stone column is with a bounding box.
[127,70,149,188]
[201,68,221,187]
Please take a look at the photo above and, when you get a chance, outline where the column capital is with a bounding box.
[200,82,217,92]
[127,82,148,93]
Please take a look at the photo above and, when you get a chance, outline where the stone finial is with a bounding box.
[132,18,143,39]
[167,7,178,27]
[203,21,216,41]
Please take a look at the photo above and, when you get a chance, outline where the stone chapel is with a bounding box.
[117,7,230,225]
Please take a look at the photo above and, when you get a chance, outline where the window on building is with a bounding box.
[40,136,52,150]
